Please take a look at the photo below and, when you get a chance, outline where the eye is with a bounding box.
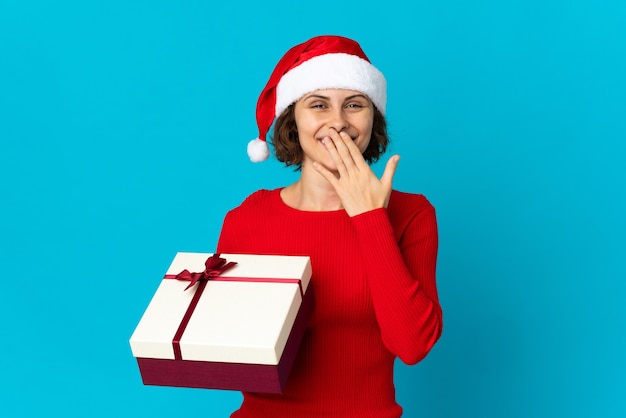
[310,102,327,109]
[346,102,365,110]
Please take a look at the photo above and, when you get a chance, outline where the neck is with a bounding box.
[282,162,343,211]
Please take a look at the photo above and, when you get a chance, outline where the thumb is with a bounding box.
[380,155,400,186]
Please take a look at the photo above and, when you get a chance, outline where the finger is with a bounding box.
[339,131,369,170]
[322,136,349,177]
[325,130,355,178]
[380,155,400,186]
[328,129,355,166]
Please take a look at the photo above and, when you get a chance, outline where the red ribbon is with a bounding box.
[165,254,237,360]
[162,254,304,361]
[173,253,238,291]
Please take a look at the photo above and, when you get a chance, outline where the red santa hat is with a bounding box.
[247,35,387,162]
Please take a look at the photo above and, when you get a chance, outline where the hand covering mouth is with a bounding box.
[317,135,357,142]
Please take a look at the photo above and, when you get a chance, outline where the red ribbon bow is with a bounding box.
[175,254,238,291]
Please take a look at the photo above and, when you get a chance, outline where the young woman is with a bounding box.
[217,35,443,418]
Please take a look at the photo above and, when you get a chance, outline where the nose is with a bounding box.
[329,107,349,132]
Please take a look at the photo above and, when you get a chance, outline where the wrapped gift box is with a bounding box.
[129,252,313,393]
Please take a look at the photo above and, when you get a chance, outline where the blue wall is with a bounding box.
[1,1,624,416]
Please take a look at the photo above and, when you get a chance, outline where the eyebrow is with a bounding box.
[303,93,370,101]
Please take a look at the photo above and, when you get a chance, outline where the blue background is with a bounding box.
[1,1,624,417]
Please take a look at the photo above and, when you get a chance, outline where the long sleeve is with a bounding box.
[350,196,442,364]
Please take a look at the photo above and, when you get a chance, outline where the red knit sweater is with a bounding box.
[217,188,442,417]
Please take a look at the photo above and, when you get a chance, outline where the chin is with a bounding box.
[318,161,340,173]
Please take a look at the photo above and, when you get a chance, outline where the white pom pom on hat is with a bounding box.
[247,137,271,162]
[248,35,387,162]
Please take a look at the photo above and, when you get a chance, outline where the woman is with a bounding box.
[217,35,442,417]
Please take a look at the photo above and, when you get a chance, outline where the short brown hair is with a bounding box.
[270,105,389,170]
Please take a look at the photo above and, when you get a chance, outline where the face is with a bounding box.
[294,89,374,171]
